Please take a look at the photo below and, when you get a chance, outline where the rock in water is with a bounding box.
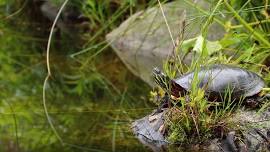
[40,0,89,34]
[132,108,270,151]
[131,110,168,152]
[106,1,225,86]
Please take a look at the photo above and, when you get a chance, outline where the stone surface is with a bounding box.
[40,0,89,34]
[132,108,270,152]
[131,110,168,152]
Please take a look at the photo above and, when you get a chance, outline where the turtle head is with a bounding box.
[152,67,171,91]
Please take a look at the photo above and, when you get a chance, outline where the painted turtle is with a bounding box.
[153,64,269,108]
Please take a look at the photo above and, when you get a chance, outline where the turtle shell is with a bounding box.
[171,64,265,100]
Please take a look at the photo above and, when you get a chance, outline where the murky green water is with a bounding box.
[0,10,155,152]
[0,49,155,152]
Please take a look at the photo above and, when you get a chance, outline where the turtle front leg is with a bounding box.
[245,93,270,108]
[261,93,270,100]
[245,97,260,108]
[256,93,270,104]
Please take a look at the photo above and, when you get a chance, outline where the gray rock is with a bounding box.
[40,0,89,33]
[132,110,168,152]
[132,108,270,151]
[106,1,225,86]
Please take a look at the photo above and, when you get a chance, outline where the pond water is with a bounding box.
[0,4,158,151]
[0,44,156,152]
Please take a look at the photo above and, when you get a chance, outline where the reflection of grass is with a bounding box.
[0,0,161,151]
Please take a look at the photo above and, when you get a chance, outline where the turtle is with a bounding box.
[152,64,270,109]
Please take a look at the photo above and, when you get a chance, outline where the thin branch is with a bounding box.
[43,0,69,145]
[3,0,28,20]
[157,0,176,48]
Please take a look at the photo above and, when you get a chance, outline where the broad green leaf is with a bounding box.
[181,35,222,55]
[193,35,204,53]
[206,40,222,55]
